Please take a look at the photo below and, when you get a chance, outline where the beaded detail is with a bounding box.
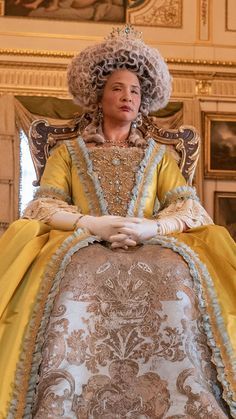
[89,146,144,217]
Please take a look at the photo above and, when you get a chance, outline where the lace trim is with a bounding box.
[127,141,166,217]
[157,199,213,235]
[22,198,78,224]
[9,229,99,418]
[147,235,236,417]
[67,138,107,216]
[161,185,199,208]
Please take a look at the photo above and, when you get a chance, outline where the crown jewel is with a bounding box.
[106,24,143,41]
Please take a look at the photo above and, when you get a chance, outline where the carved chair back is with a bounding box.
[28,114,200,187]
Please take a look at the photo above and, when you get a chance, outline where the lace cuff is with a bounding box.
[157,198,213,235]
[22,197,78,224]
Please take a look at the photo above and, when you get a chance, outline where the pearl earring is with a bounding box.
[132,112,143,128]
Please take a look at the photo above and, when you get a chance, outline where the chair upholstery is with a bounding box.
[28,114,200,187]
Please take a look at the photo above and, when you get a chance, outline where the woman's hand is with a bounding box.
[78,215,137,248]
[79,215,157,249]
[109,218,157,248]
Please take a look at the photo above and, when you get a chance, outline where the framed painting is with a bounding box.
[214,191,236,241]
[204,112,236,179]
[2,0,183,27]
[2,0,127,22]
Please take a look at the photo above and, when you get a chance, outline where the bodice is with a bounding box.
[88,146,144,217]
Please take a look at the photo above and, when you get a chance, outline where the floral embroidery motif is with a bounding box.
[33,245,228,418]
[72,360,170,418]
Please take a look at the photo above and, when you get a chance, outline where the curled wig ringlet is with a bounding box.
[67,26,172,115]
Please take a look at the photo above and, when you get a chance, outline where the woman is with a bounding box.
[0,26,235,418]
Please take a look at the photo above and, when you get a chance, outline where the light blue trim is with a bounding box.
[127,140,165,217]
[9,229,101,419]
[69,138,165,219]
[34,184,72,204]
[161,185,200,208]
[67,138,109,216]
[146,235,236,417]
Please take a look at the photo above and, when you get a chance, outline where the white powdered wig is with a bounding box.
[67,26,172,115]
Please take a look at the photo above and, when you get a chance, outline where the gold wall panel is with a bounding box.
[0,65,69,97]
[211,80,236,97]
[198,0,211,41]
[127,0,182,28]
[172,78,195,97]
[226,0,236,31]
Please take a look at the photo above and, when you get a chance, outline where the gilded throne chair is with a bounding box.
[28,114,200,186]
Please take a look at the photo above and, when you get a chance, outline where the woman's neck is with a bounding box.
[102,120,131,144]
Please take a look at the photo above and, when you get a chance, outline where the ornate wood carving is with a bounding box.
[29,118,81,186]
[141,117,200,185]
[195,79,212,95]
[29,115,200,187]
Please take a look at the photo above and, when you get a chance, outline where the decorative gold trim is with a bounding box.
[0,49,236,68]
[0,60,67,69]
[166,58,236,68]
[204,112,236,179]
[214,192,236,237]
[197,0,211,42]
[0,48,74,59]
[171,69,236,79]
[195,79,212,95]
[201,0,208,26]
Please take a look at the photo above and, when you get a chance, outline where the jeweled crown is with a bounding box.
[106,24,143,41]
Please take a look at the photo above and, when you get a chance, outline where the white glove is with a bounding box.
[78,215,137,247]
[157,216,185,235]
[110,218,157,247]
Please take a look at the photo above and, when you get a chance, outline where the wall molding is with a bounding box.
[0,48,73,59]
[1,64,236,99]
[0,49,236,69]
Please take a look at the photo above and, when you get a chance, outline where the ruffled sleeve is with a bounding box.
[155,152,213,235]
[23,144,79,223]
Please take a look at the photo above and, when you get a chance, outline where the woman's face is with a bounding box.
[101,69,141,125]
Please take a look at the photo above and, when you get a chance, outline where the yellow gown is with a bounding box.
[0,137,235,418]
